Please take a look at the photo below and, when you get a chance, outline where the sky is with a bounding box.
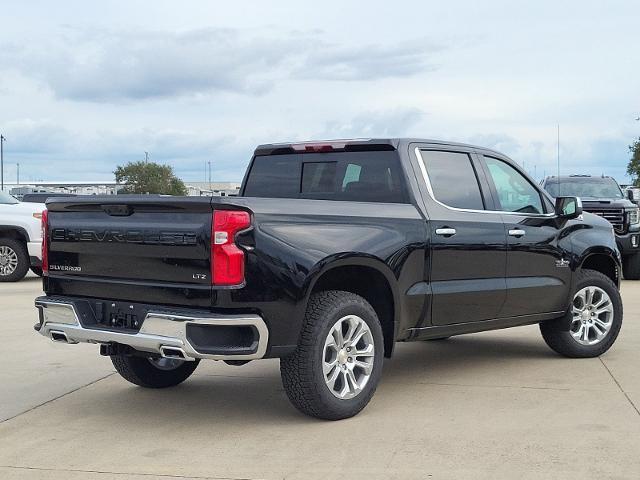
[0,0,639,185]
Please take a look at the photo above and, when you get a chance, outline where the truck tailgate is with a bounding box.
[44,196,213,307]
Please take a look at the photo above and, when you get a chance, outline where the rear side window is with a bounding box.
[421,150,485,210]
[243,151,408,203]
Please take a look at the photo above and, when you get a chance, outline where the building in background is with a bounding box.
[6,180,241,199]
[184,182,241,197]
[7,181,119,198]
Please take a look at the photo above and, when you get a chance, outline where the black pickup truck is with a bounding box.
[541,175,640,279]
[35,139,623,420]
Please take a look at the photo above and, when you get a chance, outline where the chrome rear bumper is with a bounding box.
[35,299,268,361]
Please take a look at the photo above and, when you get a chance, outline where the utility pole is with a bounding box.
[557,124,560,195]
[16,163,19,185]
[208,161,212,190]
[0,135,5,191]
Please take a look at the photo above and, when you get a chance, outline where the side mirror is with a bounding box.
[627,189,639,202]
[555,196,582,219]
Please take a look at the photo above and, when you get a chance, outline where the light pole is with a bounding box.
[208,161,212,191]
[0,135,5,191]
[557,124,560,195]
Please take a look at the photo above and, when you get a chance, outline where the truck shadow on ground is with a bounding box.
[93,331,558,424]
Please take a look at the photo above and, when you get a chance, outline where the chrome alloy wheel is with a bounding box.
[0,246,18,276]
[322,315,375,400]
[570,286,614,346]
[148,357,184,371]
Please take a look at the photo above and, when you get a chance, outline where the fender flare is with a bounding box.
[0,225,30,243]
[577,246,621,285]
[303,253,402,348]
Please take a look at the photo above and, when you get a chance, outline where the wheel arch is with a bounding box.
[579,248,620,286]
[0,226,29,244]
[305,255,400,358]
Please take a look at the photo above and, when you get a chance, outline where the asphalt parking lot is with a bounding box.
[1,276,639,480]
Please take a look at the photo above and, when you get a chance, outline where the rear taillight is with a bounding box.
[41,209,49,275]
[211,210,251,286]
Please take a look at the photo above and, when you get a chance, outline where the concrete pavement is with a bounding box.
[1,276,639,479]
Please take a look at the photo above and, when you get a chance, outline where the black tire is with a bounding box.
[30,267,43,277]
[622,254,640,280]
[111,354,200,388]
[280,290,384,420]
[0,238,29,282]
[540,269,622,358]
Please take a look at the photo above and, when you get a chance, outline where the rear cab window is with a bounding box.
[243,151,409,203]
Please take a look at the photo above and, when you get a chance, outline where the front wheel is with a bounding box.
[111,354,200,388]
[280,290,384,420]
[622,253,640,280]
[540,269,622,358]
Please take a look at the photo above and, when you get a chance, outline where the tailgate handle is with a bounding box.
[103,205,133,216]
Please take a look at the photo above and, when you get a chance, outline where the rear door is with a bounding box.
[479,154,572,317]
[413,145,507,325]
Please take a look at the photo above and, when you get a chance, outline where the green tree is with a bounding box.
[114,161,188,195]
[628,137,640,187]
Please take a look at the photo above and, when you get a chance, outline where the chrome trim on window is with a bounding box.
[414,147,556,218]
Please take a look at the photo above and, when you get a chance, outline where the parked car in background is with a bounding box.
[541,175,640,279]
[623,186,640,207]
[35,139,624,419]
[21,193,78,203]
[0,191,45,281]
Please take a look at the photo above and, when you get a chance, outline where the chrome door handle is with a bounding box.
[435,228,457,236]
[508,229,526,237]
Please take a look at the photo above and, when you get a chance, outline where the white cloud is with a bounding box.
[0,0,638,184]
[0,27,441,102]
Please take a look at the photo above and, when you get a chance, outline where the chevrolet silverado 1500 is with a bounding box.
[35,139,623,419]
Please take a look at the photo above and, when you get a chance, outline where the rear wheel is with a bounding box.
[622,253,640,280]
[111,354,200,388]
[0,238,29,282]
[280,290,384,420]
[540,269,622,358]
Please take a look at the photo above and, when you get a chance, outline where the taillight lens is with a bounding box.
[211,210,250,286]
[41,209,49,275]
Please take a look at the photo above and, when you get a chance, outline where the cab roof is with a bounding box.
[253,138,507,157]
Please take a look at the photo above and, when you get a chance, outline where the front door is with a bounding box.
[415,147,507,325]
[480,155,572,317]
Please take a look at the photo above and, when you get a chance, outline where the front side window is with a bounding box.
[484,156,544,214]
[421,150,485,210]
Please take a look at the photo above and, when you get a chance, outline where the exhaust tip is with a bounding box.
[159,346,192,361]
[50,331,69,343]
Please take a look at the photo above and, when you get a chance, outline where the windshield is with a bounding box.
[544,178,623,199]
[0,191,19,204]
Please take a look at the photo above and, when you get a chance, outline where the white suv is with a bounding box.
[0,191,45,281]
